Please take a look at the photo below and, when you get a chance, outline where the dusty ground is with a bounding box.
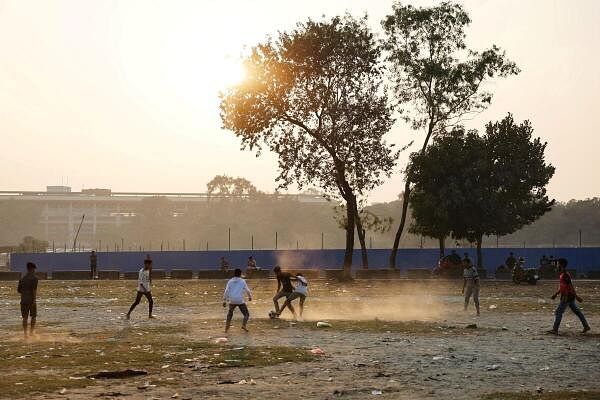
[0,278,599,400]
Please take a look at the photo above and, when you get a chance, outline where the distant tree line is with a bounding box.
[1,192,599,257]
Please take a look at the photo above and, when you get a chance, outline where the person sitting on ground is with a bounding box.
[462,258,480,316]
[505,252,517,270]
[539,254,550,269]
[126,258,155,320]
[223,268,252,333]
[278,273,308,320]
[219,256,230,272]
[548,258,590,334]
[246,256,257,272]
[448,250,461,265]
[18,262,39,339]
[496,264,508,273]
[272,266,294,314]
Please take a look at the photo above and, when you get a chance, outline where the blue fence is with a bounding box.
[10,247,600,273]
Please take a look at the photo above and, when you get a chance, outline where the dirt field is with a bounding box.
[0,278,599,400]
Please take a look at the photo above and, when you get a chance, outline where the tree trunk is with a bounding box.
[388,181,411,268]
[342,196,355,279]
[354,201,368,269]
[438,236,445,258]
[476,234,483,269]
[389,119,436,269]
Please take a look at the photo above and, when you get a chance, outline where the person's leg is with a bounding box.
[127,292,143,318]
[144,292,154,318]
[473,285,480,315]
[239,304,250,331]
[225,304,236,332]
[299,296,305,318]
[568,300,590,330]
[21,304,28,337]
[464,284,473,310]
[552,301,568,332]
[30,303,37,335]
[272,291,288,313]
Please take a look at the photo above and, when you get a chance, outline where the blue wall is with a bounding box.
[10,247,600,273]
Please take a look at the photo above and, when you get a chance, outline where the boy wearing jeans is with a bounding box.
[223,268,252,333]
[548,258,590,334]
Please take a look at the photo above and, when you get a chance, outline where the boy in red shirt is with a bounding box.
[548,258,590,334]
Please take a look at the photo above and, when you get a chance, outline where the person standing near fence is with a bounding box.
[462,258,480,316]
[223,268,252,333]
[548,258,590,335]
[90,250,98,279]
[18,262,38,339]
[126,258,155,320]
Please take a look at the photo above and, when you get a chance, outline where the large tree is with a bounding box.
[382,1,519,267]
[408,115,555,268]
[220,15,396,277]
[455,114,555,267]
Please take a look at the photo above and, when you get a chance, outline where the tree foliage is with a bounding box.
[220,15,397,274]
[207,175,258,197]
[408,115,555,267]
[381,1,520,267]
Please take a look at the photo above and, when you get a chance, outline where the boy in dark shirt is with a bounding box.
[18,262,39,338]
[272,266,294,314]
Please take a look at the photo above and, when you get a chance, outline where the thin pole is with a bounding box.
[296,240,299,250]
[121,238,124,251]
[275,231,278,250]
[183,239,186,251]
[579,229,582,248]
[161,241,163,252]
[52,241,55,253]
[321,232,324,250]
[228,228,231,251]
[251,235,254,251]
[206,241,208,251]
[496,235,499,248]
[72,214,85,251]
[369,236,372,249]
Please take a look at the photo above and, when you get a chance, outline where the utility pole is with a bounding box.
[228,228,231,251]
[321,232,324,250]
[251,235,254,251]
[275,231,278,250]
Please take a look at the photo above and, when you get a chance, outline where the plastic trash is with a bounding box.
[215,337,228,344]
[310,347,326,355]
[316,321,332,328]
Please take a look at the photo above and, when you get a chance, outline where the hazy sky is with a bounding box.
[0,0,598,203]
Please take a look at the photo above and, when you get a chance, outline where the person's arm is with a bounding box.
[276,277,281,292]
[462,277,466,294]
[223,281,230,307]
[17,279,22,294]
[33,278,38,301]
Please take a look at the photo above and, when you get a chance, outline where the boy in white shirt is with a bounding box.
[277,273,308,320]
[223,268,252,332]
[126,259,155,320]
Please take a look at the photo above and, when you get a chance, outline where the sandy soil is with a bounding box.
[0,278,599,400]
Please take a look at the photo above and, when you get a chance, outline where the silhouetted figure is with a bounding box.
[90,250,98,279]
[462,258,480,316]
[505,252,517,270]
[18,262,38,338]
[220,257,230,271]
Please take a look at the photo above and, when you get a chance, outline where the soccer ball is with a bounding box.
[268,310,278,319]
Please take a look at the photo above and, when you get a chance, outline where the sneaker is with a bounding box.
[583,326,591,334]
[241,326,249,333]
[546,329,558,335]
[149,315,156,319]
[125,314,130,320]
